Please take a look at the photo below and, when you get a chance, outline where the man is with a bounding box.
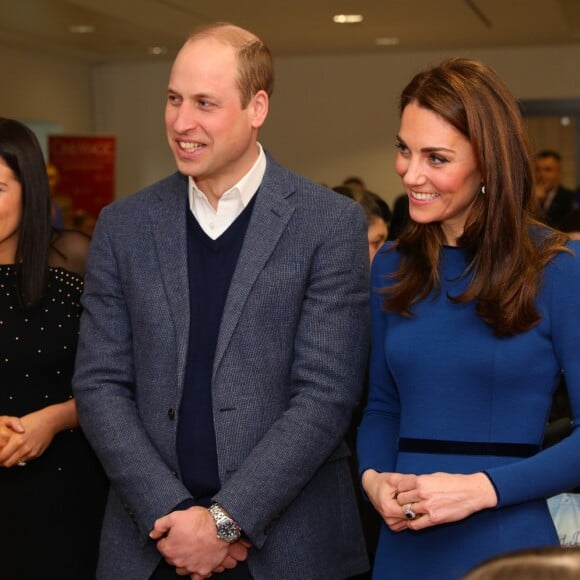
[73,22,370,580]
[534,150,576,229]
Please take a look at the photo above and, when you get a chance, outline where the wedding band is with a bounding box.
[17,460,27,467]
[404,503,416,520]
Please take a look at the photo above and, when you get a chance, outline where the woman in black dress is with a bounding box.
[0,118,107,579]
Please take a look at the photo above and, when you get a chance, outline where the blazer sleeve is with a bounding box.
[73,204,192,540]
[213,201,370,547]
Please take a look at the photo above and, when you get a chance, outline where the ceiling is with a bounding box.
[1,0,580,63]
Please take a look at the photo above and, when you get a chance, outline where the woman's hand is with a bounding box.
[394,472,498,530]
[0,400,78,467]
[0,416,25,450]
[361,469,418,532]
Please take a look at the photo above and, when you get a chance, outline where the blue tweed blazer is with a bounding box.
[73,153,370,579]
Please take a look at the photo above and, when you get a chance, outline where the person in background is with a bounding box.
[542,207,580,450]
[357,58,580,579]
[334,186,391,262]
[73,22,370,580]
[343,175,367,195]
[46,162,73,229]
[387,193,410,240]
[46,163,65,229]
[463,546,580,580]
[337,187,390,577]
[534,150,576,230]
[72,208,97,236]
[0,117,107,579]
[356,191,390,262]
[368,191,392,245]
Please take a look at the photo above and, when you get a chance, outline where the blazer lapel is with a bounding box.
[148,173,190,390]
[213,166,295,379]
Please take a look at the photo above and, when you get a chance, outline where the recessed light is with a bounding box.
[333,14,364,24]
[375,37,400,46]
[69,24,95,34]
[148,46,168,56]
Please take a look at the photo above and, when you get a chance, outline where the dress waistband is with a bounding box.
[398,437,539,457]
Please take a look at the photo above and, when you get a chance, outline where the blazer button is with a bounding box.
[167,408,176,420]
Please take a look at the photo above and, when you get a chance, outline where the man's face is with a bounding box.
[535,156,562,192]
[165,37,268,196]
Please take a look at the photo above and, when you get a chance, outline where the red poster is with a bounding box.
[48,135,115,230]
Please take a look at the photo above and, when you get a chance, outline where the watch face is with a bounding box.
[218,520,241,542]
[210,504,241,543]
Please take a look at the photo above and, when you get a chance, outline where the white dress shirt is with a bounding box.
[188,144,266,240]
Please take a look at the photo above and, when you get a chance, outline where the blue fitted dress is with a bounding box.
[357,240,580,579]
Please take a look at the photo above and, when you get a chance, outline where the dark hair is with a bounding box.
[187,22,274,108]
[536,149,562,163]
[0,118,51,308]
[332,185,355,198]
[385,58,569,336]
[343,176,366,189]
[368,191,392,224]
[334,185,391,225]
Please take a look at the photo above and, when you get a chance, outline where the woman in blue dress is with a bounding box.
[357,58,580,579]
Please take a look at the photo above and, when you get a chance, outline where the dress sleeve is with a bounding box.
[357,245,401,475]
[485,241,580,505]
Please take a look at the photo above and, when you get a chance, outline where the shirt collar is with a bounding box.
[188,143,266,210]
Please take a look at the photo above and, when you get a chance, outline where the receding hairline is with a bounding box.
[185,22,262,49]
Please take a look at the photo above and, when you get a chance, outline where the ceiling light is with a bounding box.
[375,37,400,46]
[69,24,95,34]
[333,14,364,24]
[148,46,168,56]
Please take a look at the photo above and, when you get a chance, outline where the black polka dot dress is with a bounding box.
[0,265,108,579]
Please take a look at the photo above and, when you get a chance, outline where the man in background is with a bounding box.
[534,149,576,229]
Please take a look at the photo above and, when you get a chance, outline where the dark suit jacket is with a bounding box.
[73,154,370,579]
[544,185,576,229]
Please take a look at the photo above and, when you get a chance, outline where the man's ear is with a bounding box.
[250,90,269,129]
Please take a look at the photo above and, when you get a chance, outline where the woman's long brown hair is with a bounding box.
[385,58,569,336]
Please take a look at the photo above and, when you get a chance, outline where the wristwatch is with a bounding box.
[208,503,242,543]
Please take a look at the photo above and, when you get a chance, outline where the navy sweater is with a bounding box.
[176,196,256,505]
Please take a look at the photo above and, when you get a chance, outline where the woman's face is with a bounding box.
[0,157,23,263]
[395,101,482,246]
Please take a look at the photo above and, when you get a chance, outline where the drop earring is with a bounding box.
[481,184,486,195]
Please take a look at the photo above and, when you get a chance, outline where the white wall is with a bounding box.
[4,41,578,205]
[93,44,580,204]
[263,45,580,203]
[0,43,94,134]
[92,60,174,198]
